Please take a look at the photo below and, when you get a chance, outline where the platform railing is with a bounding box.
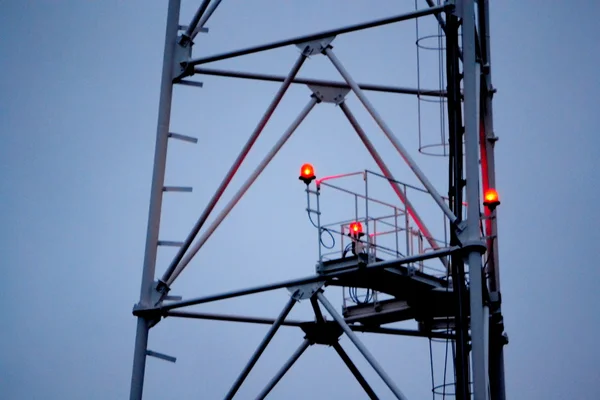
[308,169,451,307]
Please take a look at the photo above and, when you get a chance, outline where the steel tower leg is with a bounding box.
[445,9,471,400]
[461,0,489,398]
[255,339,311,400]
[478,0,506,398]
[129,1,181,399]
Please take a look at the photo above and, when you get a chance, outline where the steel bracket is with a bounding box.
[296,36,336,56]
[307,85,350,105]
[173,35,194,80]
[459,238,487,255]
[132,303,162,328]
[454,220,468,236]
[152,280,169,305]
[300,321,342,346]
[287,282,325,300]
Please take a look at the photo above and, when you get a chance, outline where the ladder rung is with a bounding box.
[158,240,185,247]
[163,186,193,192]
[178,80,203,88]
[146,350,176,363]
[169,132,198,144]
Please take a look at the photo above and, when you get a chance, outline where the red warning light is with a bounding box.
[299,163,316,185]
[349,221,364,237]
[483,188,500,210]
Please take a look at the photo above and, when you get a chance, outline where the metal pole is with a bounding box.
[316,185,323,262]
[326,48,457,224]
[161,53,307,286]
[180,0,210,43]
[191,0,224,39]
[333,343,379,400]
[339,102,448,271]
[166,96,318,285]
[224,297,297,399]
[461,0,489,398]
[255,339,311,400]
[193,67,447,97]
[129,1,180,399]
[479,0,500,294]
[317,293,408,400]
[425,0,447,33]
[445,9,471,398]
[188,5,450,66]
[478,0,506,397]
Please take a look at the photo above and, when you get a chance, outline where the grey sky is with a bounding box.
[1,1,599,399]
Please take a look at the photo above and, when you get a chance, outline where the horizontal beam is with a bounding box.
[187,4,451,66]
[156,275,328,312]
[134,247,460,316]
[193,68,446,98]
[165,310,455,340]
[352,325,455,340]
[165,310,305,327]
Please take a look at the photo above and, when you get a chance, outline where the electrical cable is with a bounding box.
[306,211,335,249]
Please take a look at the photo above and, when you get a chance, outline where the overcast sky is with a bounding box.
[2,1,599,399]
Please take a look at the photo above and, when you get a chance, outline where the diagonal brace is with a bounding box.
[317,292,408,400]
[324,47,457,226]
[254,339,311,400]
[166,95,319,286]
[224,296,297,399]
[339,101,448,271]
[333,343,379,400]
[160,52,308,288]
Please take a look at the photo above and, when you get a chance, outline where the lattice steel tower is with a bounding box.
[130,1,507,399]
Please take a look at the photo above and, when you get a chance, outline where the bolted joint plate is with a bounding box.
[295,36,336,56]
[173,35,193,81]
[132,303,162,328]
[308,85,349,105]
[459,239,487,256]
[287,282,325,301]
[300,321,342,346]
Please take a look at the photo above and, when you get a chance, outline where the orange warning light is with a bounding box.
[349,221,364,237]
[299,163,316,185]
[483,188,500,210]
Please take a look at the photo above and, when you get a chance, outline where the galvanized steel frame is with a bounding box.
[129,1,506,399]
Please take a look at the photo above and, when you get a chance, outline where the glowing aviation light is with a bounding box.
[483,188,500,210]
[349,221,364,237]
[298,163,316,185]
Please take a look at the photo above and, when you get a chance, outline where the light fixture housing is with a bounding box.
[483,188,501,210]
[299,163,316,185]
